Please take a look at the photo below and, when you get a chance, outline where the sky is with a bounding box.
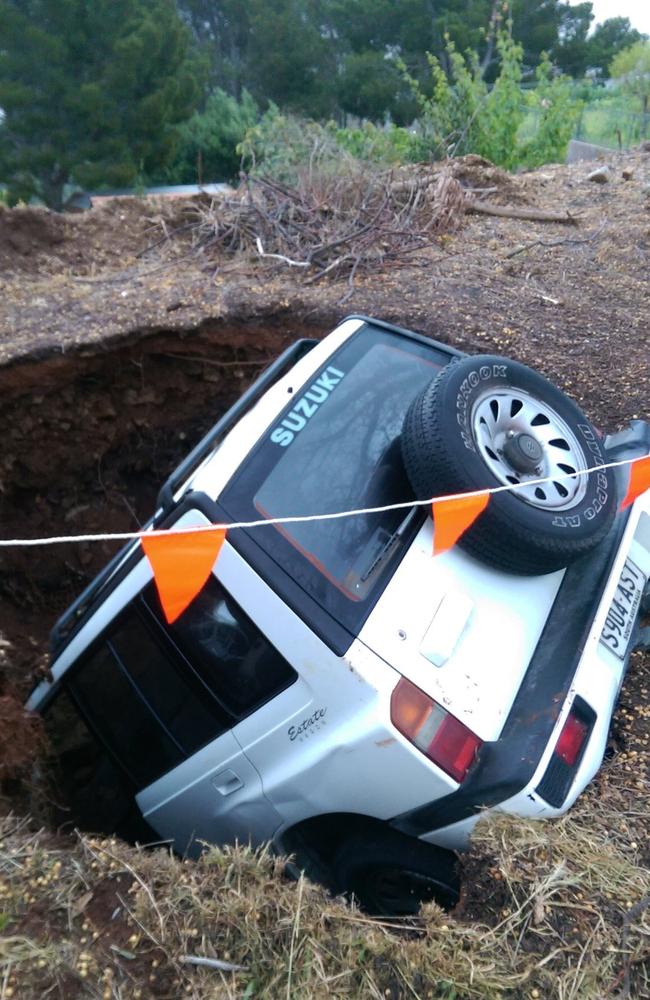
[569,0,650,36]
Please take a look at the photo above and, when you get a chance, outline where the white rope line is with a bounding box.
[0,456,641,548]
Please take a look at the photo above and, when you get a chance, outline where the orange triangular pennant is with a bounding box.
[141,528,226,624]
[620,455,650,510]
[432,493,490,556]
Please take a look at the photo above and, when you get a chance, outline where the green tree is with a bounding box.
[401,27,580,169]
[553,1,594,77]
[610,40,650,126]
[511,0,565,72]
[176,0,250,96]
[586,18,644,78]
[326,0,496,78]
[0,0,202,208]
[244,0,337,118]
[336,51,417,123]
[167,88,258,183]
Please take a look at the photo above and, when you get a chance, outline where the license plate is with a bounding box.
[599,557,646,660]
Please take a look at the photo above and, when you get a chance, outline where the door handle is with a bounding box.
[212,770,244,796]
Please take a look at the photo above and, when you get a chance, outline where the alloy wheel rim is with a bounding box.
[471,388,588,510]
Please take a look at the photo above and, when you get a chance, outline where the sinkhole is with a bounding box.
[0,318,322,834]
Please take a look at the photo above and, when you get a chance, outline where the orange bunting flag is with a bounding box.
[141,528,226,624]
[432,493,490,556]
[620,455,650,510]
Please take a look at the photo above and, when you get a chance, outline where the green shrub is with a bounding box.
[402,31,581,170]
[238,106,345,182]
[167,88,258,184]
[333,121,429,164]
[238,106,429,183]
[517,54,582,168]
[399,31,524,169]
[238,30,588,182]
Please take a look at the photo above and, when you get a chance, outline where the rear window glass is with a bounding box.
[150,578,298,719]
[221,324,448,634]
[68,639,185,788]
[67,582,297,789]
[109,609,229,753]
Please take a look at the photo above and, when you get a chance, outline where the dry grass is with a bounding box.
[1,762,648,1000]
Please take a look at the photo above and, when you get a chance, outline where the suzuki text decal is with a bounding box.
[270,367,345,447]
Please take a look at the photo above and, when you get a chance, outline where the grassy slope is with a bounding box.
[1,754,648,999]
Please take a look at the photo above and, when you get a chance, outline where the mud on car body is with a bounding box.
[28,316,650,915]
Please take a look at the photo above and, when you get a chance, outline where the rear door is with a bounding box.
[135,566,304,853]
[63,585,280,856]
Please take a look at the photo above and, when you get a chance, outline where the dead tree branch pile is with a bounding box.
[193,167,467,288]
[164,158,578,290]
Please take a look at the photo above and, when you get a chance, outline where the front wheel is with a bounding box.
[332,829,459,917]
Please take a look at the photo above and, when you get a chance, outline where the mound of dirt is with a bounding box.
[450,153,529,203]
[0,694,44,782]
[0,207,68,266]
[0,197,185,278]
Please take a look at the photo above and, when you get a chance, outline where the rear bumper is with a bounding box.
[392,421,650,848]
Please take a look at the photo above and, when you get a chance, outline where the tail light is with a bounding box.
[554,711,589,767]
[536,697,595,808]
[391,677,482,783]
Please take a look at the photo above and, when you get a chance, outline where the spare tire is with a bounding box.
[401,354,617,575]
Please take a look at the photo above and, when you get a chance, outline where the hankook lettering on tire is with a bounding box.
[456,364,508,452]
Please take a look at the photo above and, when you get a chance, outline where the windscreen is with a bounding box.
[255,341,437,599]
[220,324,449,636]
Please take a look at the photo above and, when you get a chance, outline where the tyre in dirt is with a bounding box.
[332,829,459,916]
[401,355,617,575]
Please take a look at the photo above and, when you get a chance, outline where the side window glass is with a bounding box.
[67,605,236,789]
[156,579,298,719]
[109,610,231,755]
[67,641,184,788]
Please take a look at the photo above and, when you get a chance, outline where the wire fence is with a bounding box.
[518,101,648,155]
[573,104,649,150]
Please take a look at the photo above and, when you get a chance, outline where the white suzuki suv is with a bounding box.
[28,316,650,915]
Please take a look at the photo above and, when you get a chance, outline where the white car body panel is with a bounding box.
[422,497,650,849]
[359,516,565,741]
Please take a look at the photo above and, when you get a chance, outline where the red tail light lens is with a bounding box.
[554,711,589,767]
[391,677,482,783]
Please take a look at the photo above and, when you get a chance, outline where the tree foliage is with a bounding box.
[402,28,580,169]
[176,0,249,94]
[518,53,582,167]
[174,0,649,124]
[587,18,644,77]
[552,1,593,77]
[610,41,650,117]
[0,0,646,203]
[167,89,258,183]
[244,0,337,117]
[336,51,417,124]
[0,0,202,207]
